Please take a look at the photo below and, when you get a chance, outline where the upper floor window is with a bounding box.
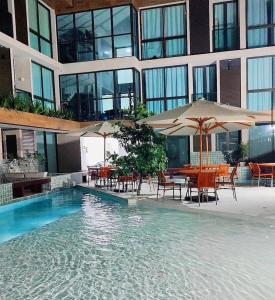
[0,0,13,37]
[213,1,238,51]
[32,62,55,109]
[28,0,52,57]
[141,4,187,60]
[143,66,188,114]
[60,69,140,121]
[247,56,275,111]
[247,0,275,48]
[193,65,217,102]
[57,5,138,63]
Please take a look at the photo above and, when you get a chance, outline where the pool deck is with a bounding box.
[79,182,275,223]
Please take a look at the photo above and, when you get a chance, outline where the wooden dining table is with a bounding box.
[177,168,219,177]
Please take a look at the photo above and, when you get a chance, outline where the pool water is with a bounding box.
[0,188,275,300]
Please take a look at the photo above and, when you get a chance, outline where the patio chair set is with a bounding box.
[248,162,275,187]
[158,164,238,206]
[87,166,139,193]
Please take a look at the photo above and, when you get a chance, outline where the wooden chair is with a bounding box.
[116,174,138,193]
[87,167,99,184]
[96,167,112,187]
[188,171,219,206]
[217,166,238,201]
[248,162,273,187]
[157,172,181,200]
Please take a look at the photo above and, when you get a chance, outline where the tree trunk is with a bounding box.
[137,177,143,196]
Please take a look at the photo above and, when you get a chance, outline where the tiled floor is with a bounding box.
[80,181,275,221]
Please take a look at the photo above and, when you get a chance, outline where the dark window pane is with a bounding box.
[46,133,57,173]
[75,12,93,61]
[28,0,38,31]
[166,38,186,57]
[164,5,185,37]
[78,73,96,120]
[114,34,132,57]
[38,3,50,40]
[41,39,52,57]
[30,32,39,51]
[95,37,112,59]
[147,100,165,114]
[142,8,163,40]
[165,66,188,98]
[97,71,114,98]
[144,69,164,99]
[142,41,163,59]
[60,75,78,119]
[42,68,54,101]
[113,6,131,35]
[32,63,42,97]
[94,9,111,37]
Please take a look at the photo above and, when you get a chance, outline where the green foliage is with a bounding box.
[109,104,168,195]
[223,143,249,165]
[0,94,73,120]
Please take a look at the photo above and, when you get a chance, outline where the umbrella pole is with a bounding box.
[205,130,209,166]
[103,135,106,167]
[199,123,203,171]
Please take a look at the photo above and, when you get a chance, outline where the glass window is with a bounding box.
[32,62,55,109]
[216,131,240,152]
[60,75,78,120]
[57,5,137,63]
[75,12,93,62]
[78,73,96,121]
[57,14,75,63]
[60,69,140,121]
[94,9,111,37]
[46,133,58,173]
[247,56,274,111]
[141,4,187,59]
[167,136,189,168]
[213,1,238,51]
[144,66,188,114]
[193,65,217,101]
[247,0,275,48]
[113,6,131,35]
[28,0,52,57]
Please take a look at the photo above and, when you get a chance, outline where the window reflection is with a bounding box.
[57,5,138,63]
[60,69,140,121]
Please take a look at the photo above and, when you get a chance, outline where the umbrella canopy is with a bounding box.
[67,121,120,166]
[138,99,267,126]
[160,120,255,165]
[139,100,268,169]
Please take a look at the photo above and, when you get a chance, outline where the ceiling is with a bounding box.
[44,0,179,14]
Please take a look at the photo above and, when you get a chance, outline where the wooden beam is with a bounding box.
[0,108,80,131]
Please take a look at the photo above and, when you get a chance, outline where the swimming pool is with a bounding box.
[0,188,275,299]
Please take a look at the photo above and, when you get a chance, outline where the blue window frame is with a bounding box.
[247,0,275,48]
[57,5,138,63]
[141,4,187,60]
[193,65,217,102]
[143,66,188,114]
[213,1,239,51]
[28,0,52,57]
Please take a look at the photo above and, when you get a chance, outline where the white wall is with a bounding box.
[80,137,126,170]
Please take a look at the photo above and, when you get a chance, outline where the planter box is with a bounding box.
[0,108,80,131]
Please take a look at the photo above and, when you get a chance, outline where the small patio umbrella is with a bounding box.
[67,121,120,167]
[138,100,268,170]
[160,120,255,165]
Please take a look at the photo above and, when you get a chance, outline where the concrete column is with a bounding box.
[239,0,247,49]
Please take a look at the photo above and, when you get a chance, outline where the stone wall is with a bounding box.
[50,174,73,190]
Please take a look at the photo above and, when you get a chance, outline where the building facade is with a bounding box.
[0,0,274,170]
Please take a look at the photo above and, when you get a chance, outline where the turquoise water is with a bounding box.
[1,188,275,299]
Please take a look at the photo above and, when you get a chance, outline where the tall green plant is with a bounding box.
[109,105,167,195]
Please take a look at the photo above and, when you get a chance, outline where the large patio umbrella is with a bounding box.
[138,100,268,170]
[67,121,120,166]
[160,120,255,165]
